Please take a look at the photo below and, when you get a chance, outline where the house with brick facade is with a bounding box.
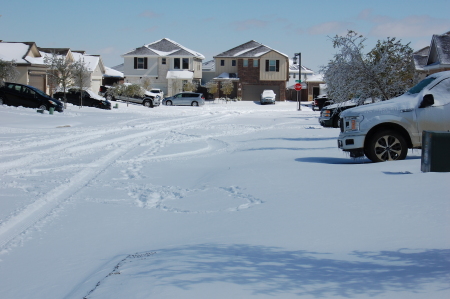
[211,40,289,101]
[121,38,204,97]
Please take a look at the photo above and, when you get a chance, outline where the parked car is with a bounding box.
[99,85,110,97]
[319,100,358,128]
[338,71,450,162]
[54,89,111,109]
[312,95,333,111]
[0,82,64,112]
[162,92,205,106]
[260,90,276,105]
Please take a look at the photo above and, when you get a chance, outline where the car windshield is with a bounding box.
[407,76,436,94]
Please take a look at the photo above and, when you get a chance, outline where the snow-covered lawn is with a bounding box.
[0,101,448,299]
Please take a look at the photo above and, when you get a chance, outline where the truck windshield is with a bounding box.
[407,77,436,94]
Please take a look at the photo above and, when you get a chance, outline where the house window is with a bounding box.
[232,60,236,66]
[253,59,258,67]
[182,58,189,69]
[243,59,248,67]
[162,58,166,64]
[265,60,279,72]
[134,57,147,69]
[220,60,225,66]
[174,58,180,69]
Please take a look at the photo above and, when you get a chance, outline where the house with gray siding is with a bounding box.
[121,38,204,96]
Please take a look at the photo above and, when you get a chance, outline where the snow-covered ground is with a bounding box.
[0,101,448,299]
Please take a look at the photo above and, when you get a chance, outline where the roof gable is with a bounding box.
[426,33,450,66]
[214,40,288,58]
[123,38,204,59]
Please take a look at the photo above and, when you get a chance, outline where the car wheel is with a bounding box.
[106,95,113,101]
[166,100,172,106]
[191,101,198,106]
[0,95,5,105]
[38,104,48,111]
[365,130,408,162]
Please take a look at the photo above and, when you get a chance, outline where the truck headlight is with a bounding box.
[344,115,364,132]
[321,109,331,118]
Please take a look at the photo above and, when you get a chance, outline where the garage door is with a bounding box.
[242,85,280,102]
[29,74,46,92]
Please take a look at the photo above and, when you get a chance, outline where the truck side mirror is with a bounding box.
[419,94,434,108]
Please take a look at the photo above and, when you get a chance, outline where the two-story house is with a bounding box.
[121,38,204,96]
[212,40,289,101]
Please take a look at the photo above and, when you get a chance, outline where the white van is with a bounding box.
[338,71,450,162]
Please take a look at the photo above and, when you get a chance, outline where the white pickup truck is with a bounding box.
[338,71,450,162]
[148,88,164,100]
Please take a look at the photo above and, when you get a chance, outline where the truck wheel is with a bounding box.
[0,95,6,105]
[143,100,153,108]
[365,130,407,162]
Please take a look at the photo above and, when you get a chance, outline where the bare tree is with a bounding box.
[183,81,197,92]
[140,77,152,91]
[205,81,218,99]
[321,30,414,105]
[221,81,234,100]
[71,58,91,108]
[44,52,74,108]
[0,58,19,86]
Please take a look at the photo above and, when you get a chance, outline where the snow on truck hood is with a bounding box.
[341,93,417,117]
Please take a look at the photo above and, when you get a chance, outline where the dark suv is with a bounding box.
[54,89,111,109]
[0,82,64,112]
[312,95,333,111]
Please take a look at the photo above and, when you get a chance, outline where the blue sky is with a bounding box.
[1,0,450,72]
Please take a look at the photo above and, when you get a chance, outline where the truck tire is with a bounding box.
[365,130,407,162]
[143,100,153,108]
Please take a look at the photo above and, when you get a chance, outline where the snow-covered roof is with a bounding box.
[289,59,314,74]
[213,72,239,80]
[306,74,324,82]
[71,52,104,72]
[111,63,124,72]
[424,32,450,70]
[202,60,215,72]
[166,70,194,79]
[104,66,124,78]
[0,42,46,66]
[214,40,288,58]
[123,38,205,59]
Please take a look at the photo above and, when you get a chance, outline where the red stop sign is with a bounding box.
[294,83,302,91]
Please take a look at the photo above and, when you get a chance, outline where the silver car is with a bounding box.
[260,90,276,105]
[162,92,205,106]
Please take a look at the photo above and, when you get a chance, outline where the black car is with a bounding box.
[54,89,111,109]
[0,82,64,112]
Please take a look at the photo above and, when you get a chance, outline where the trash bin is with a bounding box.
[49,107,54,115]
[421,131,450,172]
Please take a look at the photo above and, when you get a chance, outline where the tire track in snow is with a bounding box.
[0,113,233,250]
